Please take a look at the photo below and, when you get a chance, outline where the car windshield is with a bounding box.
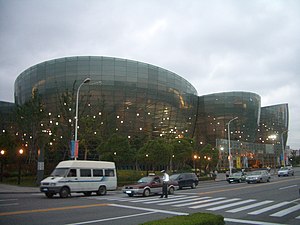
[50,168,69,177]
[232,172,242,177]
[137,177,154,183]
[249,171,263,175]
[279,167,289,171]
[170,174,180,180]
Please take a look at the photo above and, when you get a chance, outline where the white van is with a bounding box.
[40,160,117,198]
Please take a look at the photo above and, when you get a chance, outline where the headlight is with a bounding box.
[49,183,56,186]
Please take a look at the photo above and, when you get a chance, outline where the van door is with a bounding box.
[66,169,81,192]
[79,169,93,191]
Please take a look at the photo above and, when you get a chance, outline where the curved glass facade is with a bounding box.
[11,56,289,167]
[194,92,261,146]
[14,56,198,139]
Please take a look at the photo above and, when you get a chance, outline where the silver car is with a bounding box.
[246,170,271,183]
[278,167,294,177]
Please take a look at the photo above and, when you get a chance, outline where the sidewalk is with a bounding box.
[0,183,39,194]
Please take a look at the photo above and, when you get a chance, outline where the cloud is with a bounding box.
[0,0,299,149]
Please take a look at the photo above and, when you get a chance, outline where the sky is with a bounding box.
[0,0,299,149]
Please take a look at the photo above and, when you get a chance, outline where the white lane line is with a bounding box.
[248,201,291,215]
[65,211,155,225]
[0,199,18,202]
[174,197,221,207]
[143,196,197,204]
[279,185,298,190]
[208,199,256,211]
[224,218,288,225]
[226,200,273,213]
[0,203,19,207]
[270,204,300,217]
[109,203,189,216]
[190,198,240,209]
[158,196,209,206]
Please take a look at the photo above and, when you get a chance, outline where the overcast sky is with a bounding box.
[0,0,299,149]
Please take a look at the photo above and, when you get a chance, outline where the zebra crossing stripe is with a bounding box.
[207,199,257,211]
[270,204,300,217]
[248,201,291,215]
[190,198,240,209]
[158,196,203,205]
[226,200,273,213]
[129,195,184,203]
[173,197,222,207]
[143,195,198,204]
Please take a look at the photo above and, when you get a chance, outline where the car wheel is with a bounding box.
[143,188,150,197]
[83,191,92,196]
[247,182,250,184]
[45,192,54,198]
[191,182,196,189]
[168,187,175,195]
[97,186,107,196]
[238,179,241,183]
[59,187,70,198]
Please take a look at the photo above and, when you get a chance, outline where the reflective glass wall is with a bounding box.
[14,56,198,140]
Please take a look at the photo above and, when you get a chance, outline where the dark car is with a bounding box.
[170,173,199,189]
[122,176,178,197]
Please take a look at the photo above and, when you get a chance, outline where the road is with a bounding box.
[1,168,300,225]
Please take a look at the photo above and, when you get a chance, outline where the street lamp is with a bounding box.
[1,150,5,182]
[281,130,288,167]
[227,117,238,176]
[268,134,277,172]
[74,78,91,159]
[18,149,24,185]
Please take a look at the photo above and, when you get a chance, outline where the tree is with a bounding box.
[171,138,194,171]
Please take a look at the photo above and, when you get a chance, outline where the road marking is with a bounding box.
[130,195,184,203]
[226,200,273,213]
[270,204,300,217]
[224,218,288,225]
[143,195,197,204]
[248,201,291,215]
[0,203,19,207]
[64,212,156,225]
[279,185,298,190]
[0,199,18,202]
[208,199,256,211]
[190,198,240,209]
[158,196,206,205]
[0,203,109,216]
[174,197,221,207]
[109,203,189,215]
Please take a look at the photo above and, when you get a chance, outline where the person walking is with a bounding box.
[160,170,169,198]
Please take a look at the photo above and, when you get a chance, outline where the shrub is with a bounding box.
[140,212,224,225]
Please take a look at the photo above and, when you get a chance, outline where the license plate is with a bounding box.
[42,188,48,191]
[126,191,132,194]
[229,179,234,182]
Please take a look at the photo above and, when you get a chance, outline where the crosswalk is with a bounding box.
[88,194,300,220]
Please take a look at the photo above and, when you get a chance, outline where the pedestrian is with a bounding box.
[160,170,169,198]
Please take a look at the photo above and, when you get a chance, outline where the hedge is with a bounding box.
[140,212,225,225]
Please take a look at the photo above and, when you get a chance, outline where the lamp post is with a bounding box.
[193,155,197,175]
[227,117,238,176]
[281,130,288,167]
[74,78,91,159]
[18,149,24,185]
[268,134,277,172]
[0,150,5,182]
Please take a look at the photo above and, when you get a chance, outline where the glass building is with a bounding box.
[0,55,289,167]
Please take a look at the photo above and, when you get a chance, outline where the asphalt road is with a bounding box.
[1,168,300,225]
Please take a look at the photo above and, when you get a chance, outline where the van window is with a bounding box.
[67,169,77,177]
[105,169,115,177]
[80,169,92,177]
[93,169,104,177]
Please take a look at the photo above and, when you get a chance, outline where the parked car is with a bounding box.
[278,167,294,177]
[122,176,178,197]
[246,170,271,184]
[226,172,247,183]
[170,173,199,189]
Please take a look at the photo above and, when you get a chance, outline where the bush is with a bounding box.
[140,212,224,225]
